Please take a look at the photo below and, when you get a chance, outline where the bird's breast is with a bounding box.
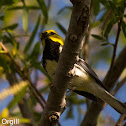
[45,59,57,78]
[68,64,99,94]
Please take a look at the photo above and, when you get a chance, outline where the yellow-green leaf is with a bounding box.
[24,15,41,53]
[0,81,28,101]
[22,7,28,34]
[8,82,28,109]
[36,0,48,23]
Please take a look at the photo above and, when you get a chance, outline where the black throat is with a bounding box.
[42,39,60,69]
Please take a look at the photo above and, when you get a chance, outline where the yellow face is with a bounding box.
[40,30,64,50]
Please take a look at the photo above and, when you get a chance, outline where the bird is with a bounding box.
[40,29,126,114]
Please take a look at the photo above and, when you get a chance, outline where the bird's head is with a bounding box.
[40,30,64,51]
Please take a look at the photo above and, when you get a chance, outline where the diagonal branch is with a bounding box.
[0,42,46,108]
[38,0,90,126]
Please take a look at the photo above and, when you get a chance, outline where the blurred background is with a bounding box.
[0,0,126,125]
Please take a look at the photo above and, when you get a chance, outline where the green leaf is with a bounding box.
[28,42,40,61]
[19,118,30,123]
[31,62,52,81]
[0,55,9,73]
[101,43,109,46]
[0,15,4,20]
[5,32,16,45]
[122,21,126,38]
[0,0,20,6]
[2,24,18,30]
[22,7,28,34]
[108,1,122,15]
[0,50,7,54]
[93,0,100,16]
[0,81,28,101]
[99,0,109,7]
[91,21,101,28]
[8,83,28,109]
[36,0,48,23]
[57,6,72,15]
[8,6,40,10]
[24,15,41,53]
[104,22,113,39]
[56,22,67,35]
[104,17,120,38]
[2,35,13,44]
[91,34,105,41]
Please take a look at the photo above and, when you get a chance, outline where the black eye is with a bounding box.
[50,32,55,35]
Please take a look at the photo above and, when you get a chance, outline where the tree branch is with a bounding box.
[82,0,93,62]
[82,0,94,109]
[0,42,46,108]
[38,0,90,125]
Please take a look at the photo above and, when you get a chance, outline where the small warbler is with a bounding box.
[40,30,126,114]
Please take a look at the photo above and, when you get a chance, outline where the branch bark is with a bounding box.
[38,0,90,125]
[82,0,94,108]
[81,46,126,126]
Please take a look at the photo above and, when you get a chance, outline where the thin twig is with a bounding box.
[0,42,8,52]
[105,7,125,87]
[115,113,126,126]
[109,19,123,71]
[30,87,45,109]
[109,6,125,71]
[28,78,46,104]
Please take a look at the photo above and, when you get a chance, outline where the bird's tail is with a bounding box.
[96,88,126,114]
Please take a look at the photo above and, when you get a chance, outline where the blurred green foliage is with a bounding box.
[0,0,126,125]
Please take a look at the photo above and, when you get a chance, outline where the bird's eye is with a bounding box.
[50,32,55,35]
